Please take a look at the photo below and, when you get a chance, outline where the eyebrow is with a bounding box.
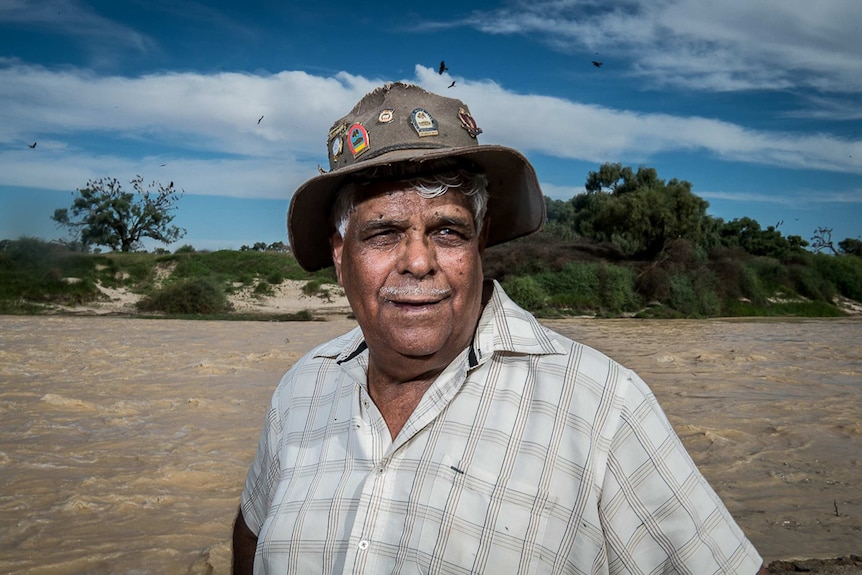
[357,213,474,233]
[356,218,409,234]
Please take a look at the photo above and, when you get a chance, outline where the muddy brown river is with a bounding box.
[1,316,859,573]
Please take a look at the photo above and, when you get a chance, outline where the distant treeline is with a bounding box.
[1,231,860,319]
[2,163,860,318]
[482,164,861,318]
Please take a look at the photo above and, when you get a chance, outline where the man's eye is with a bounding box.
[435,228,469,242]
[365,230,400,245]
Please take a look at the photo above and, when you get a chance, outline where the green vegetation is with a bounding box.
[3,162,860,320]
[486,236,861,318]
[486,162,861,319]
[137,278,230,315]
[0,238,336,318]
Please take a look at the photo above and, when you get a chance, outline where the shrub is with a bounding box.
[788,264,834,302]
[748,257,790,293]
[137,278,229,314]
[668,273,697,316]
[502,275,546,310]
[265,270,284,285]
[536,262,600,309]
[597,263,640,313]
[302,279,324,296]
[691,268,722,317]
[636,265,671,302]
[813,254,862,301]
[254,280,273,296]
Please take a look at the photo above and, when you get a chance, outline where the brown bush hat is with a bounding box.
[287,81,545,271]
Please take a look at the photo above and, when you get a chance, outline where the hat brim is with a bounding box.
[287,144,545,271]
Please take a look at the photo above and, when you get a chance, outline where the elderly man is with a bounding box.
[233,82,766,574]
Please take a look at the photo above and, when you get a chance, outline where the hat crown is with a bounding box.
[326,82,483,172]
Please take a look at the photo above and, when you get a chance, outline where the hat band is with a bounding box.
[332,141,459,170]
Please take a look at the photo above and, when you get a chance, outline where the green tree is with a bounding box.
[52,176,185,252]
[573,163,710,258]
[718,217,805,258]
[838,237,862,257]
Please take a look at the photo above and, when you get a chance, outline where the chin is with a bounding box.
[385,327,453,358]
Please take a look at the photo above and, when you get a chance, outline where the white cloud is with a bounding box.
[456,0,862,93]
[1,62,860,203]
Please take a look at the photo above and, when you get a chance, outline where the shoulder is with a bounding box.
[270,325,364,403]
[485,281,648,398]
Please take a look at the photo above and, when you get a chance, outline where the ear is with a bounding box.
[330,232,345,285]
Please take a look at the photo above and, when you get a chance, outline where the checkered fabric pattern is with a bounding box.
[240,282,762,574]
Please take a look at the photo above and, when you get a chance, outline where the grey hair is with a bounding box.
[332,169,489,238]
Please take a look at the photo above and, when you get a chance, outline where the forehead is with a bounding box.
[350,181,474,219]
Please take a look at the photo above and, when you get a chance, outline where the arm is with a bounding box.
[232,506,257,575]
[757,565,769,575]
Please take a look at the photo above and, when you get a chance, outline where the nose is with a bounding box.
[396,232,436,278]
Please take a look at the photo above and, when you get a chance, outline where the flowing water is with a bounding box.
[1,316,860,573]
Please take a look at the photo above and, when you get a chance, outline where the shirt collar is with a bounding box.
[315,280,565,370]
[470,280,566,368]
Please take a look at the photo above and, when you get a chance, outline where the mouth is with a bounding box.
[379,286,451,307]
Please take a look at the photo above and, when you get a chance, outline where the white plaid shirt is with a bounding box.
[240,282,762,574]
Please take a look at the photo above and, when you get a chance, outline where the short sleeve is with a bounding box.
[239,392,285,535]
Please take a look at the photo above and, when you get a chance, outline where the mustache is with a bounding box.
[379,285,451,300]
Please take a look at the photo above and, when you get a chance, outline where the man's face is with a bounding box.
[331,181,486,366]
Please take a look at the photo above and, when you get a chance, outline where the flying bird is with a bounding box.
[28,142,37,148]
[258,115,264,124]
[438,60,448,75]
[592,61,603,68]
[448,80,456,88]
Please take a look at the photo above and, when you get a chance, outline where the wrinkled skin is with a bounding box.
[331,182,487,428]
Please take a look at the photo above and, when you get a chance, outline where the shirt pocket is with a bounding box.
[412,453,561,572]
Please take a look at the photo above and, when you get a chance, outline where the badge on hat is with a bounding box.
[458,107,483,138]
[347,123,370,158]
[378,109,394,123]
[330,136,344,160]
[410,108,438,137]
[328,123,347,161]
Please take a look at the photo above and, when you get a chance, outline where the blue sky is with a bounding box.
[1,0,860,252]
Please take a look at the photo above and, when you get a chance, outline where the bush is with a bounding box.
[502,275,547,310]
[0,238,101,305]
[788,264,834,302]
[691,268,722,317]
[536,262,600,310]
[597,263,640,313]
[254,280,273,296]
[265,270,284,285]
[748,257,790,293]
[813,254,862,301]
[636,265,671,302]
[137,278,229,314]
[668,273,697,316]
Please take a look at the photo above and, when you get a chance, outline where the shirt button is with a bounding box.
[358,539,369,550]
